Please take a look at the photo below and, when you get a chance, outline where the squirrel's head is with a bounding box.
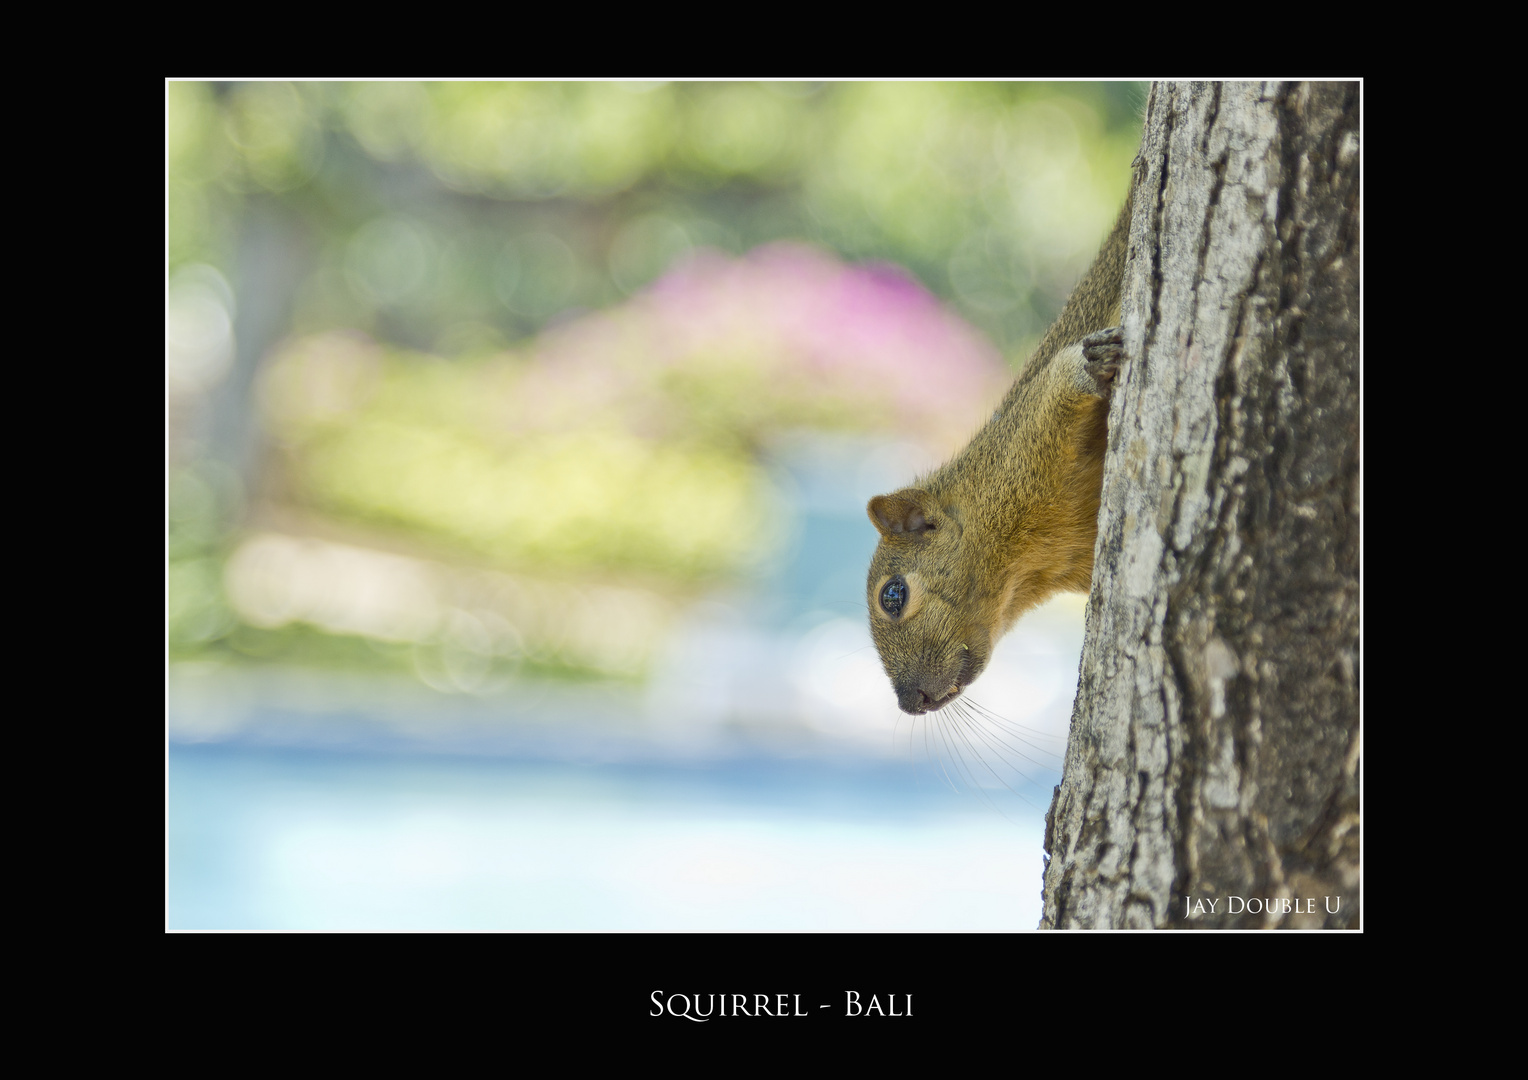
[865,487,993,714]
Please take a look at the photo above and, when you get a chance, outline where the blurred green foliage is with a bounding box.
[168,81,1144,353]
[268,346,779,580]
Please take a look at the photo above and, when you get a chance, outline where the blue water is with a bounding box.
[167,743,1048,930]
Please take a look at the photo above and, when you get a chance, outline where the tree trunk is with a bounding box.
[1040,83,1360,929]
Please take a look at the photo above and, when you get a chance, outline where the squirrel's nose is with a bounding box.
[895,681,951,714]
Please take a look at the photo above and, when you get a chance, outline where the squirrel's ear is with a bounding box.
[868,490,938,538]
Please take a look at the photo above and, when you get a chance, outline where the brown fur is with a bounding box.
[866,198,1131,714]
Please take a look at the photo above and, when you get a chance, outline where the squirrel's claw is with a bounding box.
[1082,326,1124,392]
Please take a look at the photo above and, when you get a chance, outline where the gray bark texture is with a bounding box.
[1040,83,1360,929]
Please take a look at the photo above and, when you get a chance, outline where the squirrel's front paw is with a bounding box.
[1081,326,1124,392]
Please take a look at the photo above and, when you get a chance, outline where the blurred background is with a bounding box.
[166,80,1145,929]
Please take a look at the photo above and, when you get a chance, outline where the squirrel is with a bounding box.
[866,196,1131,715]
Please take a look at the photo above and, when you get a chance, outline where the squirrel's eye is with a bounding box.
[880,577,907,617]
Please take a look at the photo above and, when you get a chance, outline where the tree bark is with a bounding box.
[1041,83,1360,929]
